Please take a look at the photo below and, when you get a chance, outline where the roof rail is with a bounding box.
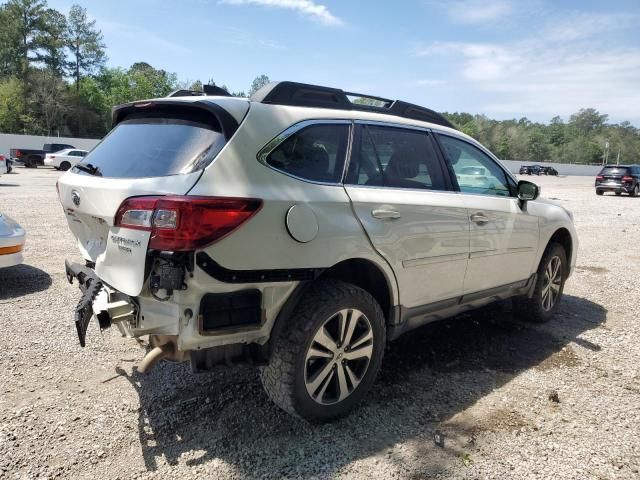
[167,84,231,98]
[250,81,455,129]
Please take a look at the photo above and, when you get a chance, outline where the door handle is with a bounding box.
[470,213,489,224]
[372,209,401,220]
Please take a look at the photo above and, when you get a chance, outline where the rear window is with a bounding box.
[73,111,225,178]
[600,167,630,176]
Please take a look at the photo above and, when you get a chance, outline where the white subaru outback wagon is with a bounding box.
[58,81,577,422]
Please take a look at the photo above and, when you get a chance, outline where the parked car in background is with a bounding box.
[0,156,6,176]
[44,148,88,171]
[520,164,542,175]
[595,165,640,196]
[0,154,10,174]
[0,213,25,268]
[58,81,577,421]
[520,165,558,176]
[10,143,75,168]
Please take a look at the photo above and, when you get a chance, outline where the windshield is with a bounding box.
[73,114,225,178]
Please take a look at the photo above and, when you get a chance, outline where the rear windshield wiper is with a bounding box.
[74,163,102,176]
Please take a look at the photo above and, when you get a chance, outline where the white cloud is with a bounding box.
[220,0,343,26]
[100,20,189,55]
[434,0,513,24]
[410,79,444,87]
[413,12,640,122]
[543,12,639,42]
[219,26,286,50]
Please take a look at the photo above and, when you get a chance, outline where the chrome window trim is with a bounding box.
[256,119,353,187]
[354,119,430,132]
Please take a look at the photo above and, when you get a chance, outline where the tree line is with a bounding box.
[444,110,640,164]
[0,0,271,139]
[1,0,638,164]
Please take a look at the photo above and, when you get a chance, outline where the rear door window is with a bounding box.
[73,110,226,178]
[265,123,349,183]
[345,125,447,191]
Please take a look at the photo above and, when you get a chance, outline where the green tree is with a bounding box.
[495,137,511,159]
[569,108,608,136]
[39,8,67,75]
[28,69,68,135]
[548,116,567,146]
[527,129,550,162]
[4,0,49,76]
[0,6,22,76]
[248,74,270,97]
[0,77,25,132]
[67,4,106,91]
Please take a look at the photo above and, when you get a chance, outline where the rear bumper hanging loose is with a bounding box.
[65,260,103,347]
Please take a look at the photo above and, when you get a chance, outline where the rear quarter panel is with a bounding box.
[187,103,399,306]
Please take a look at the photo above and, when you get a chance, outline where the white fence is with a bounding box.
[0,132,605,177]
[0,133,100,157]
[501,160,602,176]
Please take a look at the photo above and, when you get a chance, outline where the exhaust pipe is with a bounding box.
[137,335,188,373]
[138,343,174,373]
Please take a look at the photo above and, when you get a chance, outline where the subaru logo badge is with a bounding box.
[71,190,81,207]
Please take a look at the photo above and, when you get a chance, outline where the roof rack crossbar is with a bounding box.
[251,81,455,130]
[343,91,394,107]
[167,84,231,98]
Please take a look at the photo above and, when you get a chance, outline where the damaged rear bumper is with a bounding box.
[65,259,137,347]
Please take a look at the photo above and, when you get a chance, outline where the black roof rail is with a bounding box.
[167,84,231,98]
[250,81,455,129]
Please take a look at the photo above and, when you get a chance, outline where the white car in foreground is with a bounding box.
[44,149,88,171]
[58,81,577,421]
[0,213,25,268]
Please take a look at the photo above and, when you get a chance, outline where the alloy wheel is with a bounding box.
[541,255,562,311]
[304,308,374,405]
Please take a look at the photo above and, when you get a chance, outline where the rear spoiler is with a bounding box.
[111,99,240,141]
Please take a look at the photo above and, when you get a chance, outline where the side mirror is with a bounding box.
[517,180,539,202]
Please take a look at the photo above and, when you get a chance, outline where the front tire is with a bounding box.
[513,243,567,323]
[261,280,386,422]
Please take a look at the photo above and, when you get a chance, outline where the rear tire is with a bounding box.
[59,161,71,171]
[513,243,567,323]
[615,192,622,196]
[261,279,386,422]
[596,190,603,196]
[630,185,639,197]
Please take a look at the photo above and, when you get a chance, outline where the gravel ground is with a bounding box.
[1,168,639,479]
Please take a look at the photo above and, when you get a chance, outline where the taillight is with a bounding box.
[15,150,21,157]
[622,175,633,182]
[115,196,262,251]
[596,175,603,180]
